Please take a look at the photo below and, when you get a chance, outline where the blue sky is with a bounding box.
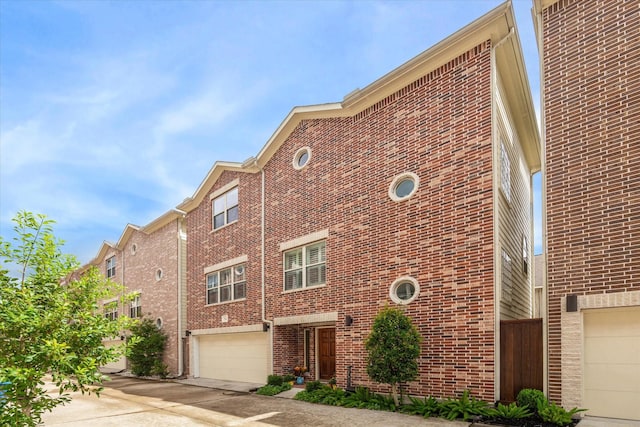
[0,0,542,264]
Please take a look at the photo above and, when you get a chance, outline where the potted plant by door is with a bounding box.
[293,366,307,384]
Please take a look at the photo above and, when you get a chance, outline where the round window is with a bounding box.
[395,178,415,198]
[155,318,163,329]
[389,276,420,305]
[293,147,311,170]
[388,172,419,202]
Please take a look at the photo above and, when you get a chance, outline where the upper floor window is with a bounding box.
[104,302,118,321]
[500,140,511,202]
[284,241,326,291]
[293,147,311,170]
[389,172,419,202]
[213,187,238,230]
[106,256,116,279]
[206,264,246,305]
[130,294,141,318]
[501,250,513,304]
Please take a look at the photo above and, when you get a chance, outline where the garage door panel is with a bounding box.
[584,363,640,391]
[584,307,640,421]
[584,390,640,420]
[102,340,126,371]
[584,336,640,364]
[198,332,268,384]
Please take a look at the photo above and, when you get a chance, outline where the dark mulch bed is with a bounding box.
[474,416,580,427]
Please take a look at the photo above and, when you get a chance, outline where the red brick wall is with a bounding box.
[122,222,181,376]
[261,42,495,400]
[186,170,264,330]
[542,0,640,402]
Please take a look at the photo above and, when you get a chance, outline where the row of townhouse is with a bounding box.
[83,0,638,420]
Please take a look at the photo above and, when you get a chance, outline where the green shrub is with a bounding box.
[256,383,291,396]
[516,388,547,415]
[439,390,490,421]
[342,387,377,408]
[538,401,586,427]
[366,393,396,411]
[294,386,342,405]
[304,380,323,392]
[128,318,168,377]
[267,375,283,386]
[282,374,296,383]
[402,396,440,417]
[487,402,532,420]
[365,307,421,407]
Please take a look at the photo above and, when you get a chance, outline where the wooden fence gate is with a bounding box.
[500,318,543,403]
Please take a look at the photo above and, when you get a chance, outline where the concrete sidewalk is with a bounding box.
[174,377,265,393]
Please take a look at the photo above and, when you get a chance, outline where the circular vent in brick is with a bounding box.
[155,269,163,281]
[293,147,311,170]
[389,276,419,305]
[131,244,137,255]
[389,172,419,201]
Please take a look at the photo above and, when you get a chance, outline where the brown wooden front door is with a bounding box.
[318,328,335,380]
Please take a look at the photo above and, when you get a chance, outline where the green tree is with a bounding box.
[0,211,132,426]
[364,306,421,407]
[127,318,168,377]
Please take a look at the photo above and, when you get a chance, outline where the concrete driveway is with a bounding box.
[42,375,467,427]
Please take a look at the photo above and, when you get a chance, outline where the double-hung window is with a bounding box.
[500,140,511,202]
[212,188,238,230]
[106,256,116,279]
[130,294,141,318]
[104,302,118,321]
[284,241,326,290]
[206,264,246,304]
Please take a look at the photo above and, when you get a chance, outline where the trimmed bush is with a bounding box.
[516,388,547,415]
[267,375,283,386]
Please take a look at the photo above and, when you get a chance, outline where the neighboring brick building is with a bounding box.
[84,210,187,377]
[535,0,640,420]
[180,2,540,402]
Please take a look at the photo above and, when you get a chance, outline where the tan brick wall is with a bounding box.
[541,0,640,403]
[122,221,181,376]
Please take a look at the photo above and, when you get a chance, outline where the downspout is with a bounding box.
[260,164,274,374]
[176,212,186,377]
[491,25,514,403]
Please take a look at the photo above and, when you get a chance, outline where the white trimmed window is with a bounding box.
[501,250,513,304]
[106,256,116,279]
[206,264,246,304]
[500,140,511,202]
[104,302,118,321]
[130,294,142,318]
[284,241,326,291]
[522,235,529,275]
[212,187,238,230]
[293,147,311,170]
[389,172,419,202]
[389,276,420,305]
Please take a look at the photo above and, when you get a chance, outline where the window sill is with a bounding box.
[205,297,247,307]
[282,284,326,294]
[210,219,238,234]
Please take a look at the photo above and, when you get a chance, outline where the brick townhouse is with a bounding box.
[180,1,541,402]
[83,210,187,377]
[534,0,640,420]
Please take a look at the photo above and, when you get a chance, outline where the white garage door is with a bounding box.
[584,307,640,420]
[101,339,126,372]
[198,332,269,384]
